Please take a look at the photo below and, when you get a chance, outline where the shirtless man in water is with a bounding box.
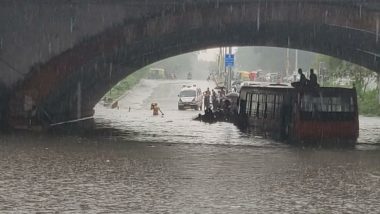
[151,103,164,116]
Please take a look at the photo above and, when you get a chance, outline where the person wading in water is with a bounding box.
[151,103,164,116]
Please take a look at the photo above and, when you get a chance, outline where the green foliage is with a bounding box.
[358,89,380,116]
[315,54,375,91]
[235,47,315,73]
[103,52,200,102]
[104,67,149,101]
[315,54,380,116]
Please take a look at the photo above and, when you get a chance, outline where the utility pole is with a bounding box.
[218,47,222,77]
[224,47,227,80]
[216,48,220,77]
[228,46,232,93]
[216,47,226,87]
[319,61,325,86]
[286,48,290,77]
[77,82,82,119]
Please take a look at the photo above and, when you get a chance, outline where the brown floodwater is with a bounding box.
[0,80,379,213]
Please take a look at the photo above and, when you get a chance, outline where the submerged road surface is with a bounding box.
[0,79,379,213]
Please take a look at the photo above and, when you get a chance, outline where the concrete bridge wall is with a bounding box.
[1,0,380,128]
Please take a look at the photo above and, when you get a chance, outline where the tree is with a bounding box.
[235,47,316,75]
[315,54,376,94]
[314,54,380,116]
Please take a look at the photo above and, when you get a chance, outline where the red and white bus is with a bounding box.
[237,84,359,144]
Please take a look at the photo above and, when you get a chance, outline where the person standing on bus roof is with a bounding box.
[298,68,308,86]
[309,69,319,88]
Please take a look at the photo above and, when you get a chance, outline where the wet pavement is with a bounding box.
[0,79,380,213]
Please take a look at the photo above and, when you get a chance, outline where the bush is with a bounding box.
[104,68,149,101]
[358,89,380,116]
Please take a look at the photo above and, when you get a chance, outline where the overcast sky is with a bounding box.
[197,47,238,62]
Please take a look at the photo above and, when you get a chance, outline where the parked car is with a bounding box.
[178,85,203,110]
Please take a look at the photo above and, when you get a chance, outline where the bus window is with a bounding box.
[263,94,267,119]
[299,93,356,121]
[251,93,258,118]
[275,95,283,119]
[273,95,277,119]
[248,93,253,116]
[318,96,354,113]
[246,93,251,116]
[266,94,275,119]
[301,95,314,112]
[257,94,265,119]
[350,97,355,112]
[256,94,261,119]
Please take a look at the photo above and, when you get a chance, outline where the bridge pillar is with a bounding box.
[0,82,9,129]
[6,80,95,130]
[76,82,82,119]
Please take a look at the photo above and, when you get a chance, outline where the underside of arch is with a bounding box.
[7,1,380,126]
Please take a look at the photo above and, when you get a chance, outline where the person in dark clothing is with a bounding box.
[211,89,218,110]
[223,99,232,121]
[291,68,308,88]
[204,107,215,121]
[220,88,226,97]
[309,69,319,87]
[28,105,37,127]
[299,68,308,86]
[204,88,211,109]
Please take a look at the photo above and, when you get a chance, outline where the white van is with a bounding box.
[178,85,203,110]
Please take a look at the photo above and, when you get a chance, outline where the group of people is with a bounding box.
[203,87,226,110]
[199,87,235,122]
[293,68,319,88]
[151,86,227,118]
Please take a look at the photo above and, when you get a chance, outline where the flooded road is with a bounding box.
[96,80,268,146]
[1,79,380,213]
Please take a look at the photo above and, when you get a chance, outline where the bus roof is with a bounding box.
[240,84,291,98]
[239,85,356,100]
[303,86,357,96]
[240,82,292,90]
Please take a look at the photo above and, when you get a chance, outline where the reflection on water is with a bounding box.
[1,80,380,213]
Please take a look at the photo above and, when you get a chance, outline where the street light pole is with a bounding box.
[228,46,232,93]
[319,61,325,86]
[286,48,289,77]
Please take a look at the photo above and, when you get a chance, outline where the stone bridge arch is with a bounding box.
[6,0,380,128]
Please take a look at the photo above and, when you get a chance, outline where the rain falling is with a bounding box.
[0,1,379,213]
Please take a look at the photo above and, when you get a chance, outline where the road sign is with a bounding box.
[225,54,234,67]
